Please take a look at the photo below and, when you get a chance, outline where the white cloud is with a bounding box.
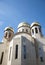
[0,21,4,26]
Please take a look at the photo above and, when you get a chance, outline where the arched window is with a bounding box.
[23,45,26,59]
[39,48,44,62]
[40,57,44,62]
[35,28,38,33]
[4,32,7,38]
[22,29,24,32]
[32,29,34,34]
[15,45,18,59]
[19,30,20,32]
[9,32,11,38]
[26,29,28,33]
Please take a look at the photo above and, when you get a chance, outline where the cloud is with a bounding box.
[0,21,4,26]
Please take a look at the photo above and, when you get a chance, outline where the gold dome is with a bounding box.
[4,27,14,32]
[31,22,40,27]
[18,22,30,28]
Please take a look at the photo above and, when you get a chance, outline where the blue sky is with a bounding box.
[0,0,45,41]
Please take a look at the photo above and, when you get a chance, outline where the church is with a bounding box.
[0,22,45,65]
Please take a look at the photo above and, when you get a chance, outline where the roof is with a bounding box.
[18,22,30,28]
[4,27,14,32]
[31,22,40,27]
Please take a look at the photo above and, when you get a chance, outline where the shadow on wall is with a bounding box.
[21,36,37,65]
[34,38,45,65]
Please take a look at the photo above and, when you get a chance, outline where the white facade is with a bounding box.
[0,22,45,65]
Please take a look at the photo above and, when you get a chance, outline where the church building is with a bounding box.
[0,22,45,65]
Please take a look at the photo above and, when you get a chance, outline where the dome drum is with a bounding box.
[17,22,31,34]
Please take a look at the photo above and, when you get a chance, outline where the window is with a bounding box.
[9,47,12,60]
[40,57,44,62]
[22,29,24,32]
[23,45,26,59]
[39,48,44,62]
[9,32,11,38]
[19,30,20,32]
[26,29,28,33]
[0,52,4,64]
[32,29,34,34]
[4,32,7,38]
[35,28,38,33]
[15,45,18,59]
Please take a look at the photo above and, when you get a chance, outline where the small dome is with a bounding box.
[31,22,40,27]
[18,22,30,28]
[4,27,14,32]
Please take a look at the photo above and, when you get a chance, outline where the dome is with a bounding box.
[4,26,14,32]
[18,22,30,28]
[31,22,40,27]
